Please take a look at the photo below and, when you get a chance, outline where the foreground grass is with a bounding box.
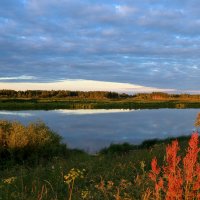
[0,136,191,199]
[0,147,162,199]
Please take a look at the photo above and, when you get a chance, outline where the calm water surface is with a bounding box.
[0,109,199,153]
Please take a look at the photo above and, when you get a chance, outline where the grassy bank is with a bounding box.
[1,90,200,110]
[1,98,200,110]
[0,120,196,199]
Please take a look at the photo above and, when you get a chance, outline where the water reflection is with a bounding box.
[0,111,33,117]
[0,109,199,153]
[54,109,132,115]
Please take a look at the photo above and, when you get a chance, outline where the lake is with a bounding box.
[0,109,199,153]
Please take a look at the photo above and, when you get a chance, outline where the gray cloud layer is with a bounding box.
[0,0,200,90]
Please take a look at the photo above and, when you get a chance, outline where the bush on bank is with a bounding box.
[0,120,67,163]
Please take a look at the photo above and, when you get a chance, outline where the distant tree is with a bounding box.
[120,93,130,98]
[194,112,200,131]
[106,92,119,99]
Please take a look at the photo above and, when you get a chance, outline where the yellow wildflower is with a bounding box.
[3,177,17,184]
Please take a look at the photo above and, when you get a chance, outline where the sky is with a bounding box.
[0,0,200,93]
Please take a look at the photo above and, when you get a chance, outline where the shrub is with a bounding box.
[100,143,137,155]
[0,120,67,163]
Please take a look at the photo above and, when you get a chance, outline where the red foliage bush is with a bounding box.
[149,132,200,199]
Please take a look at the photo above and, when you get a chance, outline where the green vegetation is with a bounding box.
[0,90,125,99]
[0,120,67,165]
[1,90,200,101]
[1,98,200,110]
[195,112,200,130]
[1,90,200,110]
[0,120,194,199]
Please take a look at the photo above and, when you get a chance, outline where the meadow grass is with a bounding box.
[0,120,194,199]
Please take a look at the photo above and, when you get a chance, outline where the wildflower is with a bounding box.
[149,158,163,200]
[148,132,200,199]
[119,179,132,190]
[64,168,84,184]
[163,140,183,200]
[164,140,181,175]
[140,161,146,174]
[183,132,199,182]
[81,189,90,199]
[107,181,114,190]
[64,168,85,200]
[149,158,160,182]
[3,177,17,184]
[183,132,200,199]
[95,179,105,191]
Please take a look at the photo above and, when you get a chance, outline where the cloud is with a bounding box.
[0,79,176,93]
[0,0,200,91]
[0,75,36,80]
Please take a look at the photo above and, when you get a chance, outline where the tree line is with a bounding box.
[136,92,200,100]
[0,89,129,99]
